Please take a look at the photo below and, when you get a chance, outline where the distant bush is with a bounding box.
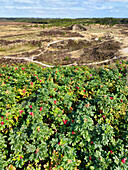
[64,56,70,61]
[34,24,38,27]
[1,17,128,27]
[0,61,127,169]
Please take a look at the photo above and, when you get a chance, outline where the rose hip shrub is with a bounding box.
[0,61,127,169]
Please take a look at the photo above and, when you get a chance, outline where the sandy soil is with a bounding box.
[0,21,35,25]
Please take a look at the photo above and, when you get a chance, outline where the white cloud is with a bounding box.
[0,0,128,18]
[16,6,34,9]
[110,0,128,1]
[14,6,86,11]
[0,0,9,2]
[83,0,128,3]
[14,0,34,3]
[4,6,14,9]
[95,6,113,9]
[43,0,78,6]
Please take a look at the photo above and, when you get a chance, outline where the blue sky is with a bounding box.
[0,0,128,18]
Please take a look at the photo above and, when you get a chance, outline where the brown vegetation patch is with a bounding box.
[0,58,28,66]
[119,29,128,35]
[35,40,121,65]
[0,39,26,45]
[0,32,35,38]
[34,50,75,65]
[38,30,84,37]
[0,39,51,46]
[63,24,87,31]
[116,24,128,28]
[3,48,42,58]
[49,39,91,52]
[0,39,46,56]
[79,40,121,63]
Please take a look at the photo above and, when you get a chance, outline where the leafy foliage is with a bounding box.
[0,61,128,169]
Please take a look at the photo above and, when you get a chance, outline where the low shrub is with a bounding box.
[0,61,127,169]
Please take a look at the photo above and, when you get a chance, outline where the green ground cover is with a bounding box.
[0,61,127,169]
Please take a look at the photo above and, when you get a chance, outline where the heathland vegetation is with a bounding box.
[0,18,128,169]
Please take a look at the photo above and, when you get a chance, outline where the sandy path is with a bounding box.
[3,55,127,68]
[119,37,128,57]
